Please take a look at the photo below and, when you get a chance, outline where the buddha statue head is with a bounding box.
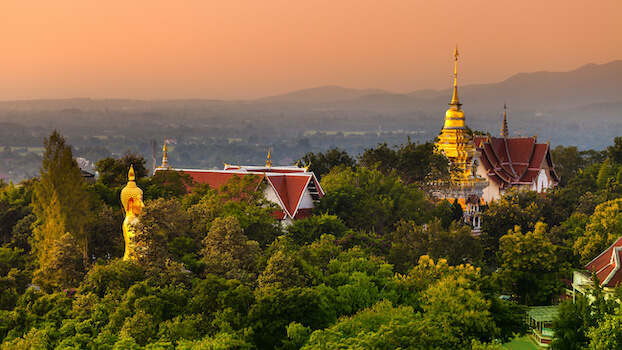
[120,165,144,217]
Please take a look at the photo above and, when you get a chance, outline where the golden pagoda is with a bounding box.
[432,47,487,233]
[435,46,478,184]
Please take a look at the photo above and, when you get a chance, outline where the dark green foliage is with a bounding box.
[481,189,564,264]
[201,216,259,282]
[142,170,195,199]
[285,213,348,246]
[358,138,450,184]
[2,134,621,349]
[607,136,622,164]
[95,151,148,188]
[495,223,567,305]
[388,218,482,273]
[317,166,428,233]
[552,296,593,350]
[0,247,30,310]
[79,259,145,298]
[551,279,618,350]
[249,286,336,350]
[300,147,356,180]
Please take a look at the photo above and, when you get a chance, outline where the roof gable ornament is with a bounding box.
[266,148,273,168]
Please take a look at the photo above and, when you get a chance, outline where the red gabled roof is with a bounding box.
[476,136,558,189]
[160,167,324,222]
[585,235,622,288]
[265,174,312,219]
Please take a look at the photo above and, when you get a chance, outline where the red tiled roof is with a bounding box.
[162,168,324,221]
[585,235,622,288]
[265,174,312,219]
[475,136,558,188]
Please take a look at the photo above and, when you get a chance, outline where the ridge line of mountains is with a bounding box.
[0,60,620,115]
[259,60,622,114]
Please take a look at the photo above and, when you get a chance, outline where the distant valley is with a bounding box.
[0,60,620,182]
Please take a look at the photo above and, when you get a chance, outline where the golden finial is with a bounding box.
[266,148,273,168]
[534,129,539,140]
[450,45,461,108]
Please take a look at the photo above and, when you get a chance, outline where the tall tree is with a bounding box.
[606,136,622,164]
[300,147,355,180]
[358,139,449,185]
[495,222,565,305]
[317,166,428,233]
[573,198,622,264]
[32,131,90,276]
[95,151,148,188]
[201,216,259,282]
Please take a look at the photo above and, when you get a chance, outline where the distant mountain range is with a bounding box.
[260,60,622,114]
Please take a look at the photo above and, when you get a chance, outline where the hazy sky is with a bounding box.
[2,1,621,100]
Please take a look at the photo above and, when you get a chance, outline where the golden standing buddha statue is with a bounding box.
[120,165,144,260]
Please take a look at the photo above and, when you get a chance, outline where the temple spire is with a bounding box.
[501,102,509,138]
[158,139,171,170]
[450,45,461,108]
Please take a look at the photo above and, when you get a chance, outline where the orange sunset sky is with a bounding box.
[2,1,621,100]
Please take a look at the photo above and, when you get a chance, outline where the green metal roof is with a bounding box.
[527,305,559,323]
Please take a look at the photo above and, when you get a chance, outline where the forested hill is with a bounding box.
[0,132,621,349]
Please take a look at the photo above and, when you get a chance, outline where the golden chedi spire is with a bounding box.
[120,165,144,260]
[435,46,477,183]
[160,140,171,170]
[450,45,461,108]
[501,103,509,138]
[155,139,172,171]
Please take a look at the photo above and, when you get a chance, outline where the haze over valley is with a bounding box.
[0,60,620,182]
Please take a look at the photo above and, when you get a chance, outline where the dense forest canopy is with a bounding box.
[0,133,621,349]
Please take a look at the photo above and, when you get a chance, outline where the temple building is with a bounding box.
[572,235,622,300]
[432,47,487,231]
[154,146,324,226]
[473,105,559,203]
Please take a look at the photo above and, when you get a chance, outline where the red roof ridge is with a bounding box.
[585,235,622,287]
